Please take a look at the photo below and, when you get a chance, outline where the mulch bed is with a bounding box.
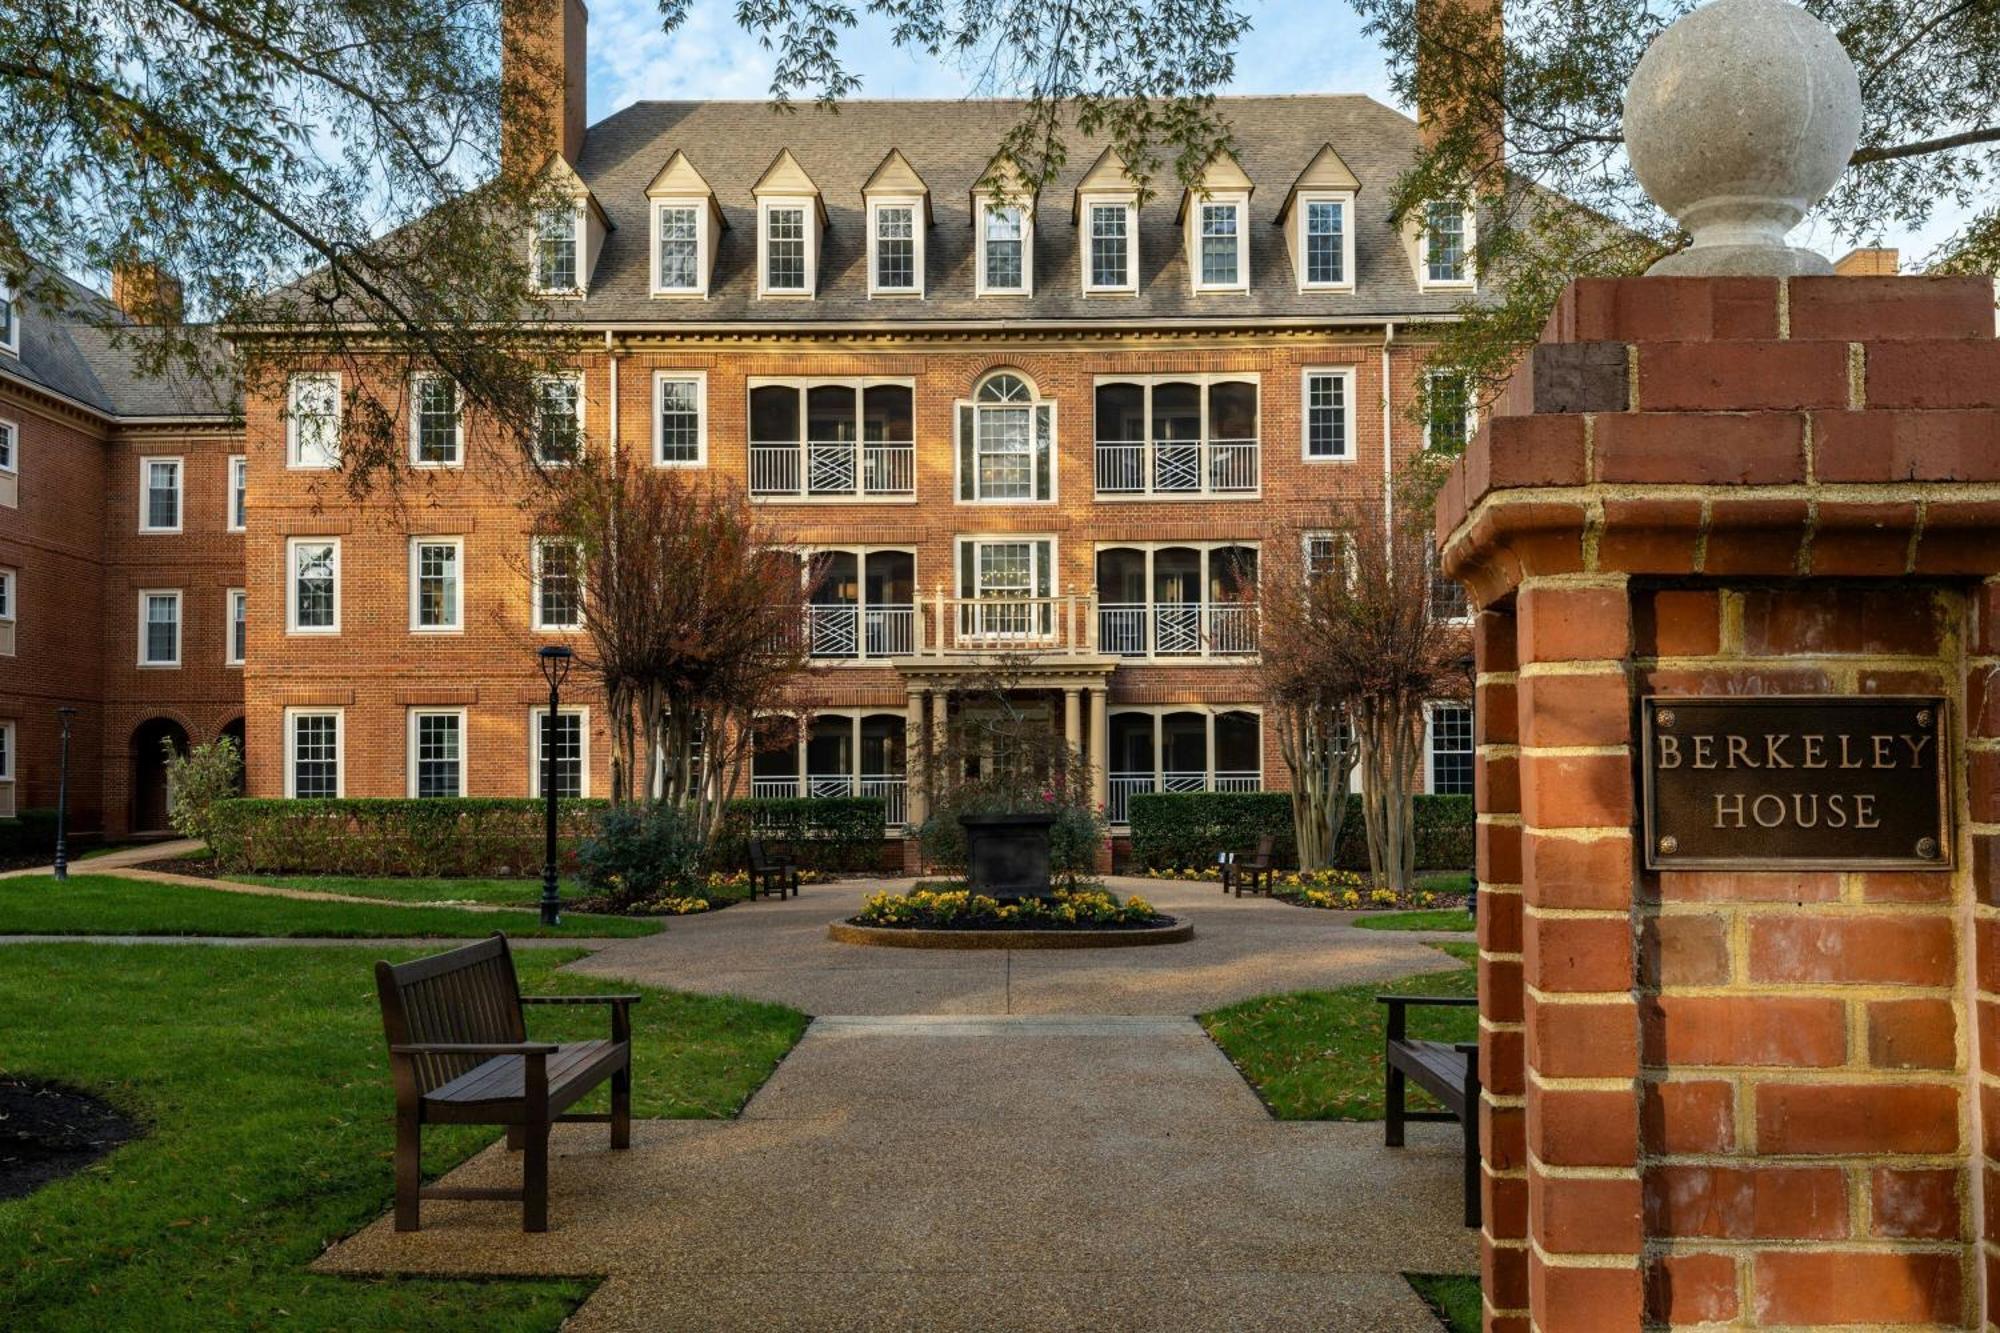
[133,856,223,877]
[0,1077,144,1200]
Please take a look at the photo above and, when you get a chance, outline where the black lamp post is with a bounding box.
[537,645,574,927]
[52,707,77,881]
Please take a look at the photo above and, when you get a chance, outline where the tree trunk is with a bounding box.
[1279,702,1355,872]
[1357,699,1421,891]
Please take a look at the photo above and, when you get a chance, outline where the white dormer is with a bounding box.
[527,154,610,297]
[1073,148,1140,294]
[862,150,932,298]
[645,151,727,298]
[752,149,827,299]
[1176,152,1254,293]
[1408,197,1477,292]
[0,276,18,357]
[1277,143,1360,293]
[972,156,1036,297]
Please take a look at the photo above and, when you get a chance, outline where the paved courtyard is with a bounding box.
[319,876,1478,1330]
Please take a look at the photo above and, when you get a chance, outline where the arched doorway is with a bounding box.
[219,718,247,795]
[130,718,190,833]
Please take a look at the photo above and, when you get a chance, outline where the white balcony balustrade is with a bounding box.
[748,773,908,827]
[804,604,916,660]
[1094,603,1258,658]
[1093,437,1259,497]
[1106,769,1264,825]
[749,440,916,499]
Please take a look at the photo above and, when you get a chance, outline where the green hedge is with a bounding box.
[711,796,888,873]
[1126,791,1475,873]
[0,809,63,858]
[208,798,606,876]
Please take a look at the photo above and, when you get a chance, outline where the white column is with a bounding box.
[904,689,927,828]
[1089,685,1110,815]
[1064,687,1081,757]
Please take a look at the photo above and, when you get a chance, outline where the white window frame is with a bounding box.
[954,534,1061,618]
[0,567,15,657]
[1296,191,1357,292]
[533,373,585,466]
[799,545,920,661]
[1423,701,1476,796]
[287,372,341,470]
[1081,196,1138,293]
[1104,703,1266,825]
[530,203,585,296]
[529,705,591,798]
[1300,367,1358,462]
[408,708,468,799]
[0,719,12,783]
[954,372,1058,505]
[653,371,708,467]
[746,376,918,503]
[226,587,247,666]
[1419,199,1477,291]
[532,538,585,632]
[286,536,341,635]
[138,456,183,533]
[227,455,248,530]
[409,372,463,468]
[284,707,345,798]
[137,588,182,667]
[0,279,17,357]
[409,536,464,633]
[1191,195,1249,293]
[1090,372,1263,500]
[1091,540,1261,663]
[758,198,817,297]
[976,199,1034,297]
[866,198,924,298]
[649,198,709,297]
[0,417,17,475]
[1424,368,1478,452]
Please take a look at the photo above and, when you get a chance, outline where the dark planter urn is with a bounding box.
[960,812,1057,900]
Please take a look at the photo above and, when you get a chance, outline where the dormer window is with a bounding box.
[1423,201,1474,287]
[1086,202,1136,292]
[655,204,701,291]
[645,152,725,299]
[764,205,809,292]
[752,150,826,299]
[0,279,16,357]
[1196,201,1244,289]
[532,205,581,292]
[1178,153,1253,294]
[869,201,921,295]
[1278,145,1360,294]
[980,203,1030,294]
[1303,199,1348,286]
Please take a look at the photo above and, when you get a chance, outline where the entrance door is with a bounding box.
[130,718,190,833]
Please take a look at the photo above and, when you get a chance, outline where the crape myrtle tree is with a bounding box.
[536,454,818,841]
[1251,493,1469,887]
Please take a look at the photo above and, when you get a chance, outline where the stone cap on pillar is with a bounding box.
[1434,274,2000,609]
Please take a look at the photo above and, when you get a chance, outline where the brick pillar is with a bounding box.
[1438,274,2000,1332]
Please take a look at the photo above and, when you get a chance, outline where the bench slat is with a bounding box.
[426,1040,620,1107]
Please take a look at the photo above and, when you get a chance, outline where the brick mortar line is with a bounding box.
[1644,1152,1969,1170]
[1636,1068,1966,1089]
[1517,661,1629,678]
[1527,1154,1640,1183]
[1642,652,1959,670]
[1516,571,1631,591]
[1527,1240,1643,1270]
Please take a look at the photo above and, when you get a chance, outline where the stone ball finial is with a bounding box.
[1623,0,1861,276]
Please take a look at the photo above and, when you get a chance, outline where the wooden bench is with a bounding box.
[746,837,800,900]
[1220,834,1277,897]
[1378,993,1481,1228]
[375,934,638,1232]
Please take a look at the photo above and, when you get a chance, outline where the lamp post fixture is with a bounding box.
[53,707,78,881]
[537,645,574,927]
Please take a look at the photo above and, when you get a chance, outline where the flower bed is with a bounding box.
[1133,865,1467,913]
[570,868,835,917]
[852,882,1168,930]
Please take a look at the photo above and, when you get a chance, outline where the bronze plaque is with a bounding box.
[1641,696,1950,872]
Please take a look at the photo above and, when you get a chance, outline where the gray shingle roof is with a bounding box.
[1,272,238,420]
[567,95,1467,324]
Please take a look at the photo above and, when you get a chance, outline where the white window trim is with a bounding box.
[284,707,345,798]
[225,587,246,666]
[0,279,18,357]
[227,455,248,530]
[529,705,592,798]
[0,567,16,658]
[757,197,817,298]
[408,536,465,633]
[1416,200,1478,291]
[1300,366,1359,463]
[530,203,587,297]
[1092,540,1261,663]
[652,370,709,467]
[1080,195,1139,294]
[138,456,183,533]
[649,197,710,298]
[407,707,469,799]
[975,199,1034,297]
[409,373,464,469]
[286,372,341,470]
[0,720,13,782]
[953,387,1059,506]
[137,588,182,667]
[1295,191,1358,293]
[534,373,586,467]
[0,417,17,475]
[866,197,925,298]
[532,538,585,632]
[1423,368,1479,452]
[1422,700,1475,795]
[798,545,919,663]
[1089,371,1263,501]
[744,376,918,505]
[1190,194,1250,293]
[286,536,341,635]
[1103,703,1266,825]
[954,533,1062,597]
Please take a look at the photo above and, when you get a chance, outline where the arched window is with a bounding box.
[958,371,1055,502]
[978,372,1034,403]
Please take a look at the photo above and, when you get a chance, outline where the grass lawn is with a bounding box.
[1407,1272,1481,1332]
[230,873,545,906]
[1200,941,1476,1120]
[1416,871,1475,895]
[1354,908,1476,932]
[0,875,661,939]
[0,943,806,1330]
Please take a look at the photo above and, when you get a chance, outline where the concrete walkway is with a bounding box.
[0,836,205,879]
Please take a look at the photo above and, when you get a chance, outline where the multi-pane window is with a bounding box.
[982,204,1026,292]
[0,567,16,656]
[289,538,338,632]
[1428,549,1471,623]
[533,709,586,798]
[957,373,1054,502]
[748,380,916,498]
[412,711,463,798]
[227,588,247,665]
[535,540,583,630]
[0,280,16,355]
[228,455,247,529]
[764,206,807,292]
[1302,370,1353,460]
[957,535,1056,638]
[1428,703,1474,795]
[1198,203,1241,287]
[1303,532,1351,583]
[1304,199,1346,285]
[656,204,701,291]
[139,590,181,666]
[411,539,461,631]
[873,204,917,292]
[1088,203,1132,289]
[1426,201,1469,284]
[412,374,460,465]
[534,206,579,291]
[655,374,705,465]
[1,419,18,473]
[535,376,582,465]
[288,373,340,468]
[1426,370,1473,452]
[0,721,11,782]
[141,457,181,531]
[290,712,340,798]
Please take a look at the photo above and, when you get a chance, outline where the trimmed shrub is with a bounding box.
[207,797,606,876]
[575,803,706,908]
[709,796,888,873]
[165,736,243,845]
[1127,790,1475,873]
[0,808,63,857]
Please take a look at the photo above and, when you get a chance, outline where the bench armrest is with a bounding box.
[520,995,642,1006]
[390,1042,558,1056]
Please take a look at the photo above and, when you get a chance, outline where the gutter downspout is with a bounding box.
[605,329,619,460]
[1382,322,1396,539]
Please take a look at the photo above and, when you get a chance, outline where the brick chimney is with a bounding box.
[1833,246,1899,276]
[110,263,184,324]
[501,0,588,178]
[1415,0,1504,164]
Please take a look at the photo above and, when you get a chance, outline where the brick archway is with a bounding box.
[129,717,191,834]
